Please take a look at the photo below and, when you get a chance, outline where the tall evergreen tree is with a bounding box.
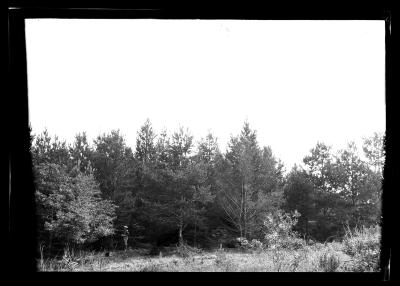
[92,130,133,201]
[195,133,223,241]
[283,166,315,240]
[303,142,350,240]
[363,132,385,174]
[148,127,215,245]
[217,122,282,239]
[32,129,70,167]
[336,142,381,227]
[69,132,93,174]
[92,130,136,243]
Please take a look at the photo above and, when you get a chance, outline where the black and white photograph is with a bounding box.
[9,8,392,274]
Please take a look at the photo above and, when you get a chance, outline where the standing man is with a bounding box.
[122,225,129,251]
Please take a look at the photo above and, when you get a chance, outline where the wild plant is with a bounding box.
[342,225,381,272]
[318,251,340,272]
[263,210,304,250]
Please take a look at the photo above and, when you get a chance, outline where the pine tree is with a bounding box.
[217,121,282,239]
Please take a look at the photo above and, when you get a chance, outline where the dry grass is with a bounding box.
[38,226,381,272]
[37,245,359,272]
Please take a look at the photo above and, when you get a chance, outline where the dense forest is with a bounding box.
[30,120,384,257]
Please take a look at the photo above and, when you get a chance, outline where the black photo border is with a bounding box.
[8,3,394,282]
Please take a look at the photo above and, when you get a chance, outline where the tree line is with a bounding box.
[30,120,384,255]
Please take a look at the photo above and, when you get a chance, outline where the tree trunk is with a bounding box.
[194,212,197,248]
[178,191,184,246]
[241,180,244,238]
[243,183,248,238]
[305,218,309,242]
[49,233,53,256]
[178,224,183,246]
[112,176,117,201]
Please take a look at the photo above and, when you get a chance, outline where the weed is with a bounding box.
[318,251,340,272]
[214,249,238,271]
[35,226,381,272]
[175,243,202,258]
[342,225,381,272]
[139,263,163,272]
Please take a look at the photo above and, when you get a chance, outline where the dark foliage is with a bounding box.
[31,122,383,256]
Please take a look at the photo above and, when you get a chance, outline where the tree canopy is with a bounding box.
[31,122,384,254]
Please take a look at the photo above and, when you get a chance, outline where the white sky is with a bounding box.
[25,19,385,172]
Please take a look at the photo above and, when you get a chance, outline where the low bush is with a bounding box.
[175,243,203,258]
[235,237,264,251]
[342,225,381,272]
[277,237,306,250]
[262,210,305,250]
[318,251,340,272]
[36,225,382,272]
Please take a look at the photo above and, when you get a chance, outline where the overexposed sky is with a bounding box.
[25,19,385,171]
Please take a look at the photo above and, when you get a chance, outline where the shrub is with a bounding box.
[307,239,316,245]
[343,225,380,256]
[250,239,264,250]
[318,251,340,272]
[234,238,264,251]
[36,164,117,245]
[342,225,381,272]
[236,237,250,249]
[262,210,305,250]
[278,236,306,250]
[56,247,79,271]
[175,243,202,258]
[236,237,264,249]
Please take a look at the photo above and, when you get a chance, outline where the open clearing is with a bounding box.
[40,242,362,272]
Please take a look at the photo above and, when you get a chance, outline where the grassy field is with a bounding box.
[37,242,373,272]
[38,226,380,272]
